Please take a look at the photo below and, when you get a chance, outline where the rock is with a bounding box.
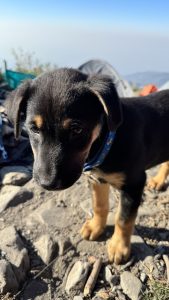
[56,237,73,256]
[73,296,84,300]
[65,261,90,295]
[121,271,143,300]
[141,255,163,279]
[0,259,19,294]
[27,198,74,228]
[103,266,120,289]
[34,234,59,264]
[141,256,154,275]
[0,226,30,284]
[140,272,147,283]
[0,185,33,213]
[0,166,31,185]
[104,266,113,287]
[152,265,161,280]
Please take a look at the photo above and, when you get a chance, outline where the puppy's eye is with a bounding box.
[30,124,40,134]
[71,124,83,136]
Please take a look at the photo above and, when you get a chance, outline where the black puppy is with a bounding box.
[5,69,169,264]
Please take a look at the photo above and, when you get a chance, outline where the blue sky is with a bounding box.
[0,1,169,74]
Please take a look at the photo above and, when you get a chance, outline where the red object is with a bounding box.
[139,84,158,96]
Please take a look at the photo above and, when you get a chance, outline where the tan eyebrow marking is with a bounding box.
[33,115,43,128]
[62,118,72,129]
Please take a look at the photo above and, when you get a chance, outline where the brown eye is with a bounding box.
[30,124,40,134]
[71,125,83,135]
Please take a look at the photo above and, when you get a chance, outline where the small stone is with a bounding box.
[0,259,19,294]
[121,271,143,300]
[0,185,33,213]
[142,256,154,274]
[152,266,161,280]
[154,254,161,260]
[34,234,59,264]
[65,261,90,294]
[104,267,120,289]
[0,226,30,284]
[159,259,165,267]
[140,272,147,283]
[0,166,31,185]
[104,266,113,285]
[56,237,73,256]
[73,296,83,300]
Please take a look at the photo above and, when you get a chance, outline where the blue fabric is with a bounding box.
[83,131,115,172]
[0,114,8,160]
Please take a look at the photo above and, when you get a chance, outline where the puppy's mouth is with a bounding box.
[33,171,82,191]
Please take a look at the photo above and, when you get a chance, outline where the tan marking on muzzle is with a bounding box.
[33,115,43,128]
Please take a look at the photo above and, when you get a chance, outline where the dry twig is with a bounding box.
[163,255,169,283]
[84,258,102,296]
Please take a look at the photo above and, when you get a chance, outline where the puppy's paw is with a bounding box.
[107,235,131,265]
[80,218,105,240]
[147,176,164,191]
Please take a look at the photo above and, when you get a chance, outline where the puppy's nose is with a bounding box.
[38,177,55,189]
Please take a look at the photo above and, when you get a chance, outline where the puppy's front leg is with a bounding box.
[147,161,169,190]
[81,183,110,240]
[108,173,146,264]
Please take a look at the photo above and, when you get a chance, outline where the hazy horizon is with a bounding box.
[1,1,169,75]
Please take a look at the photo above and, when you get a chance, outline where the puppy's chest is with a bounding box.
[84,168,125,189]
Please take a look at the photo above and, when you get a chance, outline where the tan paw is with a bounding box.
[147,177,164,191]
[107,235,131,265]
[80,218,105,240]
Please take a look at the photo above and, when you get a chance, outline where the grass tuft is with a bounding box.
[143,280,169,300]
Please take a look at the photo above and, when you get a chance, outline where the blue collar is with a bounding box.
[83,131,116,172]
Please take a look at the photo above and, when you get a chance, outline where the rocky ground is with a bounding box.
[0,165,169,300]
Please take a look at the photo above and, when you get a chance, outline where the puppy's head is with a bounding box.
[5,68,122,190]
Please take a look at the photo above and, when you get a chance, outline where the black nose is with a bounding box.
[39,179,54,190]
[33,173,56,190]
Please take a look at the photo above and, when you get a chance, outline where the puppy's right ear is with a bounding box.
[5,80,31,139]
[88,75,123,132]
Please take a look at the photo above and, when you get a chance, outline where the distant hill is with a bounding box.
[124,71,169,88]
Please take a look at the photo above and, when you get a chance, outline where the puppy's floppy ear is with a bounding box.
[88,75,123,131]
[5,80,31,139]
